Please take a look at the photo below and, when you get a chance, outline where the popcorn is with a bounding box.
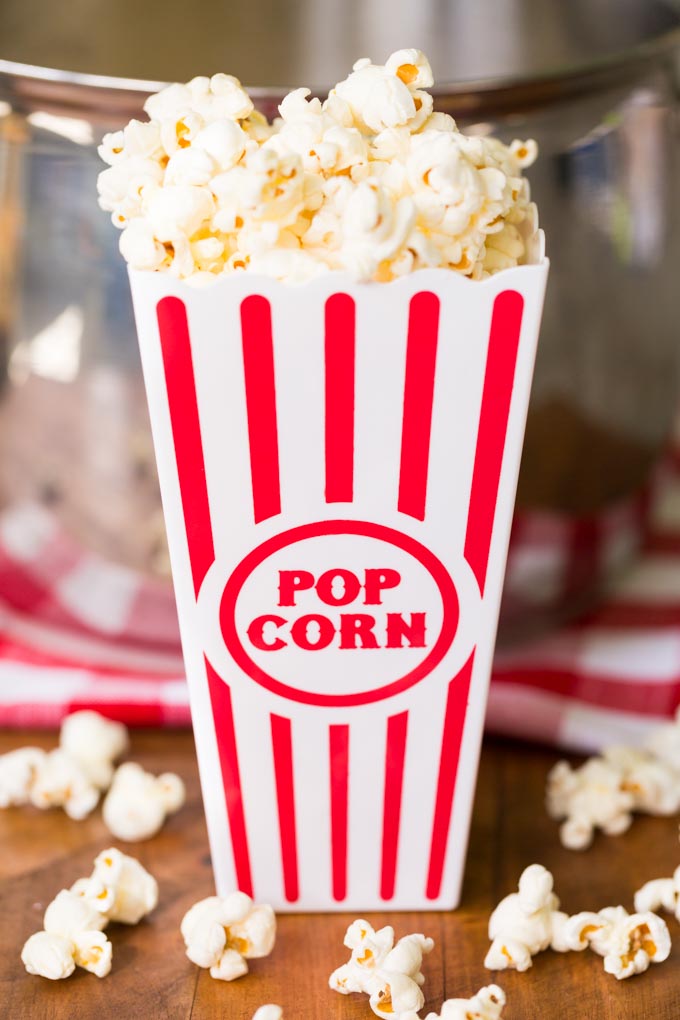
[44,889,108,937]
[102,761,185,841]
[21,847,156,981]
[484,864,569,972]
[329,920,434,1018]
[421,985,506,1020]
[72,931,113,978]
[252,1009,282,1020]
[181,892,276,981]
[97,51,539,283]
[78,847,159,924]
[564,906,671,979]
[635,865,680,921]
[546,758,635,850]
[29,749,100,820]
[0,747,46,807]
[21,932,76,980]
[547,722,680,849]
[59,710,128,789]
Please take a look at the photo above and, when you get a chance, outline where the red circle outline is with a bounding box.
[219,520,459,707]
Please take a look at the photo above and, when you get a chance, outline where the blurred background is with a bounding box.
[1,0,680,744]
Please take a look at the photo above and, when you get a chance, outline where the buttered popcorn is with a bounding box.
[484,864,569,972]
[419,985,506,1020]
[98,50,539,283]
[329,919,434,1018]
[635,864,680,922]
[564,906,671,980]
[181,892,276,981]
[102,761,185,841]
[548,718,680,849]
[21,847,157,981]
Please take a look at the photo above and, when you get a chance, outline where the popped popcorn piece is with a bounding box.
[421,985,506,1020]
[59,710,129,790]
[181,892,276,981]
[546,758,635,850]
[252,1008,282,1020]
[0,747,46,807]
[565,906,670,979]
[484,864,569,972]
[21,932,76,980]
[635,865,680,921]
[79,847,158,924]
[44,889,108,937]
[329,920,434,1018]
[602,745,680,816]
[30,748,100,820]
[97,51,539,283]
[102,761,185,841]
[72,931,113,978]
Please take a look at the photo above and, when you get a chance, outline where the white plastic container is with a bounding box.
[130,252,548,911]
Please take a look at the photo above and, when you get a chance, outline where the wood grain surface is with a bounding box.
[1,729,679,1019]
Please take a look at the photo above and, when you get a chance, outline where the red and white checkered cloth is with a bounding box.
[2,462,680,753]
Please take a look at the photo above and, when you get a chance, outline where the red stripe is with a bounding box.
[426,654,475,900]
[563,517,602,599]
[325,294,356,503]
[241,296,282,523]
[380,711,409,901]
[644,534,680,555]
[157,297,215,597]
[205,659,253,896]
[572,603,680,629]
[492,666,680,717]
[270,714,300,902]
[397,292,440,520]
[464,291,524,595]
[329,724,349,902]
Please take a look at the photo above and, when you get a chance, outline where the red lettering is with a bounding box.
[278,570,314,606]
[386,612,426,648]
[290,614,336,650]
[247,614,287,650]
[364,568,401,605]
[316,569,362,607]
[339,614,379,649]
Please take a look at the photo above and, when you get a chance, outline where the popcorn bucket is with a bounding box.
[129,253,548,911]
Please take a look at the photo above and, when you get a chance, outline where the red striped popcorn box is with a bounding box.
[129,254,548,911]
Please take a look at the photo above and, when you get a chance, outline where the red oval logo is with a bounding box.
[220,520,459,707]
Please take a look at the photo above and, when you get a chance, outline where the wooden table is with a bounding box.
[1,729,679,1019]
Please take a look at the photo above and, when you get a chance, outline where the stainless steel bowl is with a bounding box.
[0,0,679,644]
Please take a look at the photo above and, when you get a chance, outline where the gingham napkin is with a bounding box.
[1,468,679,753]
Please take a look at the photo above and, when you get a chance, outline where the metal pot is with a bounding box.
[0,0,679,645]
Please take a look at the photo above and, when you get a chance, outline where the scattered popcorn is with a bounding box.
[181,892,276,981]
[420,985,506,1020]
[546,758,635,850]
[102,761,185,841]
[564,906,670,979]
[635,864,680,922]
[252,1008,282,1020]
[484,864,569,972]
[21,847,156,981]
[78,847,159,924]
[548,712,680,849]
[0,747,46,807]
[1,711,129,821]
[44,889,108,937]
[97,51,539,283]
[329,919,434,1018]
[59,710,129,789]
[21,932,76,980]
[30,749,101,820]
